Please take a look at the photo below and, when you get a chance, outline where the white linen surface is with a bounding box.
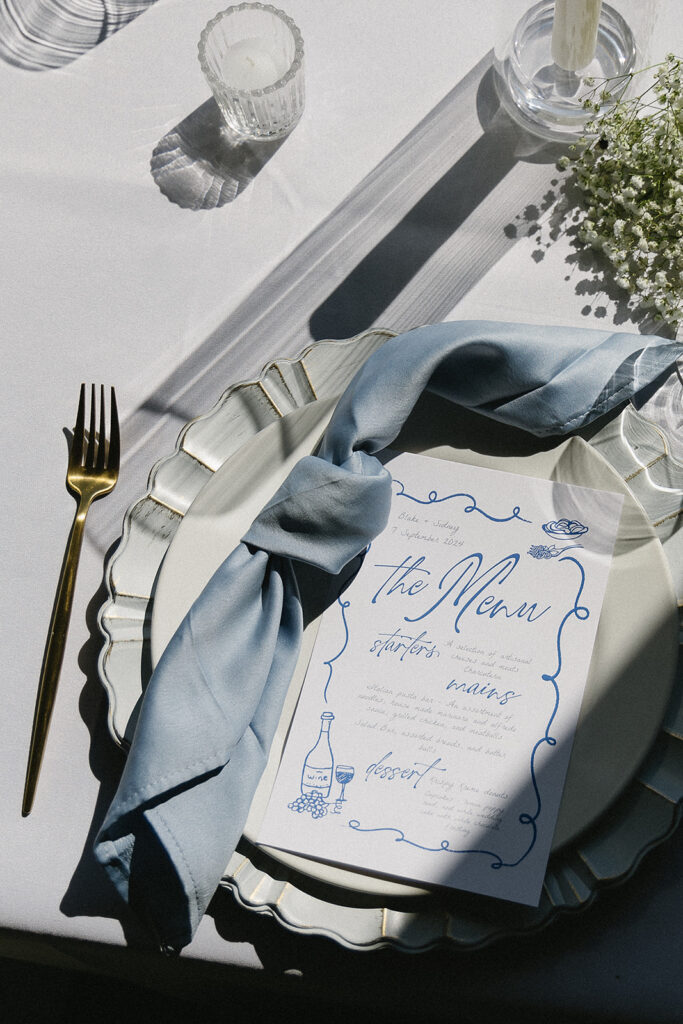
[2,0,682,1017]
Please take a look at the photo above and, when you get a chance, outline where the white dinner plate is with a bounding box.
[150,393,679,899]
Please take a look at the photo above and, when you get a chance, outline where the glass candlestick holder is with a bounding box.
[494,0,637,142]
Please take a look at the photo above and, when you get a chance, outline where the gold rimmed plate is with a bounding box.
[99,330,683,950]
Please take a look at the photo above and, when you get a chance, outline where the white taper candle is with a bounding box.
[551,0,603,71]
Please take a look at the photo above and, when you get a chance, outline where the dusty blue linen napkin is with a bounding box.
[94,320,682,950]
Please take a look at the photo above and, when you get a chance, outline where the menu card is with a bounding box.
[257,451,624,905]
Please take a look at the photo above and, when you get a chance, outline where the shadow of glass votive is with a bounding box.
[198,3,304,141]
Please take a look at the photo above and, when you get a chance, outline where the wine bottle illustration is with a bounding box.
[300,711,335,798]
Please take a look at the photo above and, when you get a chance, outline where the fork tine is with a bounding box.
[108,387,120,471]
[86,383,97,468]
[96,385,106,471]
[71,383,86,466]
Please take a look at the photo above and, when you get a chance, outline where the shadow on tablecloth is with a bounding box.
[0,0,156,70]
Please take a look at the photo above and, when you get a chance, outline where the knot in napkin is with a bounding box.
[94,320,682,950]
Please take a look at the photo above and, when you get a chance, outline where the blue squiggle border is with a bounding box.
[347,820,505,867]
[329,555,590,873]
[322,598,350,704]
[392,478,532,524]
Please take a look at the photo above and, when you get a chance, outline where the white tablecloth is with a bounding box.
[2,1,683,1019]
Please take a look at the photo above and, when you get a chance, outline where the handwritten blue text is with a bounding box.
[372,552,551,633]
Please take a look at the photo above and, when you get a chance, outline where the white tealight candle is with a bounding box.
[221,37,287,91]
[551,0,603,71]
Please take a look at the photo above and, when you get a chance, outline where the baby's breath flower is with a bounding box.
[561,54,683,327]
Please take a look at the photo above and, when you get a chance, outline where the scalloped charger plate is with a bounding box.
[98,330,682,950]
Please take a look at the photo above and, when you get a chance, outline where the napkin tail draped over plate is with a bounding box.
[94,320,683,951]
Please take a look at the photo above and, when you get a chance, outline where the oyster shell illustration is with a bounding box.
[542,518,589,538]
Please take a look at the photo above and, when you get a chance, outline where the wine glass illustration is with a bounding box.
[335,764,355,803]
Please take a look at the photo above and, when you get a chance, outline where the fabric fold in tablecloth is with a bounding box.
[94,320,683,950]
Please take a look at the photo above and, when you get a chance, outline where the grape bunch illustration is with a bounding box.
[288,791,328,819]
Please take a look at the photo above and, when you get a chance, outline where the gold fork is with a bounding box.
[22,384,120,816]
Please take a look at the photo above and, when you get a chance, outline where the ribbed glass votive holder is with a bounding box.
[198,3,304,140]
